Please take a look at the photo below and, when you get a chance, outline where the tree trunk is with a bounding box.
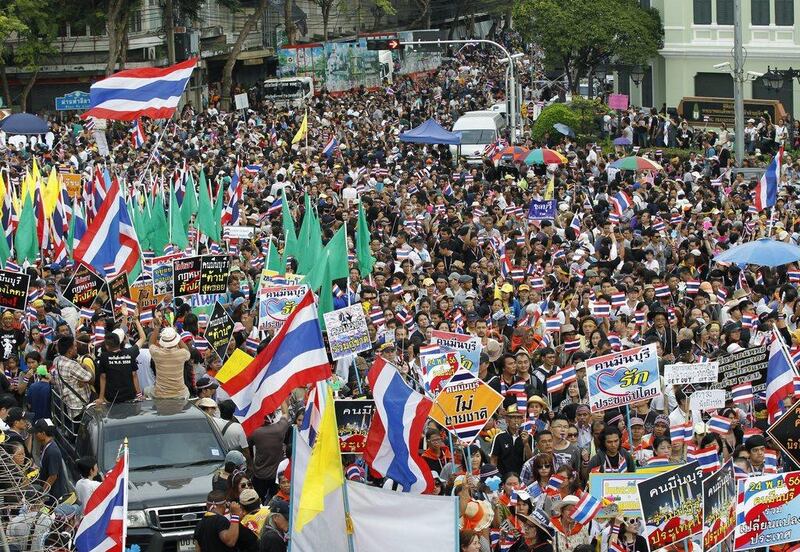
[105,0,125,75]
[504,5,512,29]
[19,68,39,112]
[222,0,268,111]
[322,3,330,41]
[283,0,296,45]
[0,64,11,110]
[165,0,176,65]
[448,1,462,40]
[120,25,129,69]
[409,0,429,29]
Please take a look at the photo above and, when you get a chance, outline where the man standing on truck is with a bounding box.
[146,315,191,400]
[96,330,142,404]
[33,418,68,499]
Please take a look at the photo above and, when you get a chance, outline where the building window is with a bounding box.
[129,9,142,33]
[640,0,651,8]
[695,72,734,98]
[716,0,734,23]
[751,0,770,25]
[694,0,712,23]
[776,0,794,25]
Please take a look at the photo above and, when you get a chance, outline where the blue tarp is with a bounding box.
[399,118,461,145]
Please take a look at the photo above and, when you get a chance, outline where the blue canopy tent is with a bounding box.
[0,113,48,135]
[399,118,461,145]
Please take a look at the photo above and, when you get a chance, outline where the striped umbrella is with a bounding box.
[492,146,530,164]
[524,148,568,165]
[610,156,663,171]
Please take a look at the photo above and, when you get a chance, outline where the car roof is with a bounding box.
[85,399,207,427]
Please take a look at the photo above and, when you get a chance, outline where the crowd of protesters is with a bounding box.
[0,39,798,552]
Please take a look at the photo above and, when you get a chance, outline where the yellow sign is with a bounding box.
[428,368,503,446]
[61,173,82,198]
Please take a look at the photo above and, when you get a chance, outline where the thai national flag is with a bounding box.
[220,291,330,435]
[545,317,561,332]
[564,339,581,353]
[611,293,626,308]
[635,310,646,326]
[654,284,671,298]
[442,182,454,197]
[766,329,797,424]
[716,287,728,302]
[754,146,782,212]
[743,428,761,442]
[685,280,700,295]
[267,197,283,216]
[670,212,683,225]
[652,218,666,232]
[707,415,732,434]
[193,336,209,353]
[322,136,340,158]
[369,307,385,327]
[670,422,693,444]
[591,301,610,317]
[83,58,198,120]
[546,474,565,495]
[794,376,800,398]
[648,456,671,467]
[4,260,20,272]
[569,492,602,525]
[607,333,621,350]
[499,254,512,279]
[570,214,582,232]
[788,270,800,283]
[613,191,632,213]
[529,277,545,290]
[139,310,153,324]
[693,445,720,473]
[390,283,403,295]
[363,356,434,493]
[80,308,96,320]
[74,445,128,552]
[73,178,141,279]
[558,365,577,384]
[130,118,146,148]
[731,383,754,404]
[546,373,564,393]
[764,449,779,473]
[510,268,525,283]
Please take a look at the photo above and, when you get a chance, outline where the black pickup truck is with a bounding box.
[53,396,227,552]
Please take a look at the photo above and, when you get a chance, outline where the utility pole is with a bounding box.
[733,0,745,164]
[165,0,176,65]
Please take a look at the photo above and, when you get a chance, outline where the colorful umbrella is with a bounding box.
[492,146,530,164]
[610,156,663,171]
[524,148,568,165]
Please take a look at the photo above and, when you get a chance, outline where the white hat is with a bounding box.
[112,328,126,343]
[159,327,181,348]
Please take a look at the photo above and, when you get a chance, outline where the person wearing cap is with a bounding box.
[260,498,290,552]
[744,434,769,475]
[96,329,143,405]
[490,398,533,477]
[196,376,220,400]
[550,494,593,550]
[193,489,244,552]
[510,509,554,552]
[146,312,191,400]
[33,418,69,498]
[5,407,31,458]
[239,487,271,536]
[31,298,63,333]
[51,335,94,419]
[212,449,247,493]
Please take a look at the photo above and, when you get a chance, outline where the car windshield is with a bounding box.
[458,129,496,144]
[103,418,224,471]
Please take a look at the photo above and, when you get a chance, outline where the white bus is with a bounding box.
[262,77,314,107]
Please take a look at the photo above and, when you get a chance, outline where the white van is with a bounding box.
[450,111,506,165]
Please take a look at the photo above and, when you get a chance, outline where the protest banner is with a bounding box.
[637,461,703,550]
[223,226,255,239]
[663,361,718,385]
[710,345,768,394]
[527,199,557,220]
[430,329,481,375]
[172,256,202,297]
[200,255,230,295]
[129,276,161,311]
[63,264,107,309]
[107,273,131,309]
[766,401,800,470]
[734,470,800,550]
[61,173,82,198]
[323,304,371,360]
[428,368,503,445]
[259,270,305,289]
[0,269,30,312]
[588,468,673,518]
[334,399,375,454]
[152,263,174,296]
[205,302,234,361]
[586,343,661,412]
[689,389,727,412]
[702,460,736,550]
[420,352,461,396]
[258,285,308,331]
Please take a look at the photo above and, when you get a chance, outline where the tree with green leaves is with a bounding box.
[514,0,663,94]
[220,0,268,110]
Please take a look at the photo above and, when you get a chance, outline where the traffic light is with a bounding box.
[366,38,401,50]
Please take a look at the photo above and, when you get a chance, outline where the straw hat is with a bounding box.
[460,500,494,531]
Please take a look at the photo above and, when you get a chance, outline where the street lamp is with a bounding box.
[631,65,645,87]
[761,66,800,91]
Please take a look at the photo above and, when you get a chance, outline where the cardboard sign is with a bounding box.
[428,368,503,445]
[734,470,800,550]
[0,269,30,312]
[129,276,161,311]
[663,362,719,385]
[61,173,82,198]
[63,264,106,308]
[703,460,736,550]
[430,329,481,375]
[711,345,768,394]
[526,199,557,220]
[637,462,703,550]
[689,389,726,411]
[200,255,230,295]
[223,226,256,239]
[766,400,800,468]
[205,301,234,361]
[608,93,629,110]
[108,273,131,309]
[323,304,371,360]
[586,343,662,412]
[152,263,174,297]
[334,399,375,454]
[420,352,461,396]
[588,469,672,518]
[258,285,308,331]
[173,256,202,297]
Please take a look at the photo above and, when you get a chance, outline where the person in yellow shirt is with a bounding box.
[239,488,270,536]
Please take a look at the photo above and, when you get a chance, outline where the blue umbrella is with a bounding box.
[713,238,800,267]
[0,113,48,135]
[613,137,632,146]
[553,123,575,138]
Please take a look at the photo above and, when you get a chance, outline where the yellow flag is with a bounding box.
[296,385,343,533]
[31,158,41,192]
[20,172,31,207]
[544,176,554,200]
[292,113,308,144]
[44,168,60,218]
[0,171,5,203]
[216,349,253,384]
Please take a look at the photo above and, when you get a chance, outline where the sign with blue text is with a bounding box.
[55,91,91,111]
[586,343,661,412]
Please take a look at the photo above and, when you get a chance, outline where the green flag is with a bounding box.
[267,239,283,273]
[132,202,150,251]
[150,193,170,254]
[196,170,216,239]
[356,202,375,276]
[316,256,334,331]
[306,226,349,292]
[296,195,319,274]
[169,182,188,250]
[281,194,298,263]
[0,220,10,266]
[181,171,198,232]
[14,194,38,263]
[212,182,224,242]
[67,201,82,254]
